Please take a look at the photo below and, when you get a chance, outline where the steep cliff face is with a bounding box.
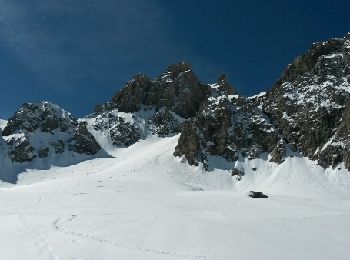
[175,33,350,171]
[174,90,281,169]
[264,34,350,169]
[106,62,210,119]
[88,62,220,148]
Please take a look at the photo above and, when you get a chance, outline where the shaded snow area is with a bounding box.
[0,135,349,259]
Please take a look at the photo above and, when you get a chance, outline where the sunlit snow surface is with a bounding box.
[0,119,7,130]
[0,135,350,260]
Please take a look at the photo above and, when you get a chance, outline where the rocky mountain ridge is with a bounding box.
[0,33,349,183]
[0,102,102,182]
[175,33,350,171]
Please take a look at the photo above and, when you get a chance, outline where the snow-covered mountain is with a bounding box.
[0,34,350,260]
[265,33,350,169]
[0,102,103,182]
[0,34,349,183]
[176,33,350,172]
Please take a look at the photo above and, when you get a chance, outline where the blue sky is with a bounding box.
[0,0,349,118]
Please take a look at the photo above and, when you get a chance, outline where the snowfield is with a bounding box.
[0,135,350,260]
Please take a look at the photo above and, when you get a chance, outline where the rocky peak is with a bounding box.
[210,74,238,97]
[88,62,210,150]
[264,33,350,169]
[1,102,101,167]
[160,61,193,81]
[2,101,76,136]
[275,35,349,86]
[175,34,350,171]
[110,74,153,113]
[105,61,210,119]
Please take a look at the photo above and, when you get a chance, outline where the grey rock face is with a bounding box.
[91,110,143,147]
[38,147,50,158]
[111,74,154,113]
[264,34,350,169]
[174,94,281,169]
[89,61,217,148]
[51,140,65,154]
[148,107,182,137]
[269,139,286,164]
[8,138,36,163]
[3,102,76,136]
[324,102,350,170]
[108,119,141,147]
[69,122,101,155]
[109,62,210,119]
[210,74,238,97]
[1,102,101,163]
[174,33,350,171]
[89,105,184,147]
[173,120,200,165]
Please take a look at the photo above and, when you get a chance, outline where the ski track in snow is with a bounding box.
[52,217,222,260]
[0,136,349,259]
[0,212,60,260]
[20,215,61,260]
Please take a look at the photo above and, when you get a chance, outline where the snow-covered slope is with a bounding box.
[0,35,350,259]
[0,135,349,260]
[0,119,7,130]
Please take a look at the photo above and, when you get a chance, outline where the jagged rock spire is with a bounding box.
[217,73,238,95]
[108,61,210,118]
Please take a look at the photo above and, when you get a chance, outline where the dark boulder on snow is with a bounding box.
[231,168,245,181]
[231,167,244,177]
[248,191,268,198]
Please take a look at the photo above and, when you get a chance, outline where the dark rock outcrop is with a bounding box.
[90,110,142,147]
[148,107,182,137]
[174,94,281,168]
[89,61,214,147]
[8,139,36,163]
[3,102,76,136]
[110,62,210,119]
[1,102,101,163]
[269,139,286,164]
[264,34,350,168]
[38,147,50,158]
[248,191,268,198]
[174,33,350,171]
[69,122,101,155]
